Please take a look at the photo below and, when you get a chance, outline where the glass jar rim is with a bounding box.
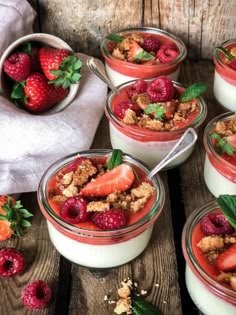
[203,112,236,172]
[100,27,187,69]
[105,79,207,138]
[37,149,165,238]
[182,198,236,300]
[213,38,236,70]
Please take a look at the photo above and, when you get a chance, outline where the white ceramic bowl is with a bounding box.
[0,33,80,115]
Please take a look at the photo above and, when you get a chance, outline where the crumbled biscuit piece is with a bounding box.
[217,272,236,290]
[62,184,78,197]
[60,172,73,185]
[123,108,137,125]
[134,93,150,110]
[87,201,110,212]
[107,192,132,210]
[224,234,236,244]
[51,195,67,204]
[230,276,236,290]
[118,284,131,298]
[130,197,148,212]
[131,182,154,199]
[131,34,143,44]
[205,250,219,264]
[72,159,97,186]
[177,101,194,113]
[112,48,125,60]
[230,47,236,57]
[118,36,133,51]
[197,235,224,253]
[114,297,131,314]
[138,115,164,131]
[215,121,227,136]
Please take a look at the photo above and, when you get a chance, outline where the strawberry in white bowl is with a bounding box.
[0,33,82,114]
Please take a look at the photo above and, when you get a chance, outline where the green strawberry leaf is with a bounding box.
[132,296,163,315]
[107,149,123,170]
[134,51,155,61]
[211,133,235,155]
[11,81,25,100]
[107,34,124,43]
[73,59,83,71]
[179,82,207,102]
[217,195,236,229]
[18,208,34,218]
[0,214,7,220]
[216,47,234,61]
[144,103,165,119]
[21,219,32,228]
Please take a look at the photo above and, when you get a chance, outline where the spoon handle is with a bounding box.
[146,128,198,180]
[87,57,120,94]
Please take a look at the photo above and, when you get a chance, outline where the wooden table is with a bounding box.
[0,60,224,315]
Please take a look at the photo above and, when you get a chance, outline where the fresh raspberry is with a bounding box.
[156,44,179,63]
[3,52,31,82]
[229,59,236,71]
[200,212,234,236]
[114,100,142,120]
[146,76,175,102]
[65,157,87,173]
[142,37,161,52]
[0,248,25,277]
[60,196,89,224]
[21,280,51,310]
[92,209,127,230]
[127,79,148,98]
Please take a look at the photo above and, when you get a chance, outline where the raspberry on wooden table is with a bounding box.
[146,76,175,102]
[0,247,25,277]
[92,209,127,230]
[21,280,52,310]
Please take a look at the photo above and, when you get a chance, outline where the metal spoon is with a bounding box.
[146,128,198,180]
[87,57,120,94]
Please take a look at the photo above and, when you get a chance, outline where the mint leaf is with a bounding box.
[211,133,235,155]
[217,195,236,229]
[144,103,165,119]
[216,47,234,61]
[179,82,207,102]
[132,296,163,315]
[108,149,123,170]
[134,51,155,61]
[107,34,124,43]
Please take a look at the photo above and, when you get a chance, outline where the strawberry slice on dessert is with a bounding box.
[216,243,236,272]
[129,41,155,63]
[80,163,135,197]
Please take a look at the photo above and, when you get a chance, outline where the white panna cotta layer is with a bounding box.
[204,155,236,197]
[213,70,236,111]
[105,63,180,87]
[47,221,153,268]
[109,123,194,169]
[186,265,236,315]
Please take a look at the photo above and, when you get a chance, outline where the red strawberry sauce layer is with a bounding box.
[111,85,199,142]
[214,43,236,85]
[104,32,180,78]
[47,157,155,233]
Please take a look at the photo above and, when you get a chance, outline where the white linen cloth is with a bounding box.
[0,1,107,194]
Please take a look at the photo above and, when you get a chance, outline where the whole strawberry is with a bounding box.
[39,47,82,88]
[11,73,69,113]
[3,52,31,82]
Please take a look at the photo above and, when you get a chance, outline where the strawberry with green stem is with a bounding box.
[39,47,82,88]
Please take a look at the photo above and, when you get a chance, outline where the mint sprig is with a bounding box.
[134,51,155,61]
[216,47,234,61]
[107,149,123,170]
[210,133,235,155]
[179,82,207,102]
[107,34,124,43]
[132,296,163,315]
[217,195,236,229]
[144,103,165,119]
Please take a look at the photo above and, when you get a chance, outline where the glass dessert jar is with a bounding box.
[105,78,207,169]
[38,149,165,268]
[203,112,236,197]
[213,39,236,111]
[182,199,236,315]
[100,27,187,86]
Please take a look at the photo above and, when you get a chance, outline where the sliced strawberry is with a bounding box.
[216,244,236,272]
[226,134,236,149]
[80,164,135,197]
[129,41,154,62]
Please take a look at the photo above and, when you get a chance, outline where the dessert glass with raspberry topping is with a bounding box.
[100,27,187,86]
[37,149,165,268]
[105,76,207,169]
[213,39,236,111]
[204,112,236,197]
[182,195,236,315]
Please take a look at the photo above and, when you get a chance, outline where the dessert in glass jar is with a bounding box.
[213,39,236,111]
[204,112,236,197]
[182,195,236,315]
[100,27,187,86]
[105,76,207,169]
[37,149,165,268]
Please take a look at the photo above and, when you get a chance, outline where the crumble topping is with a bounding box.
[214,114,236,136]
